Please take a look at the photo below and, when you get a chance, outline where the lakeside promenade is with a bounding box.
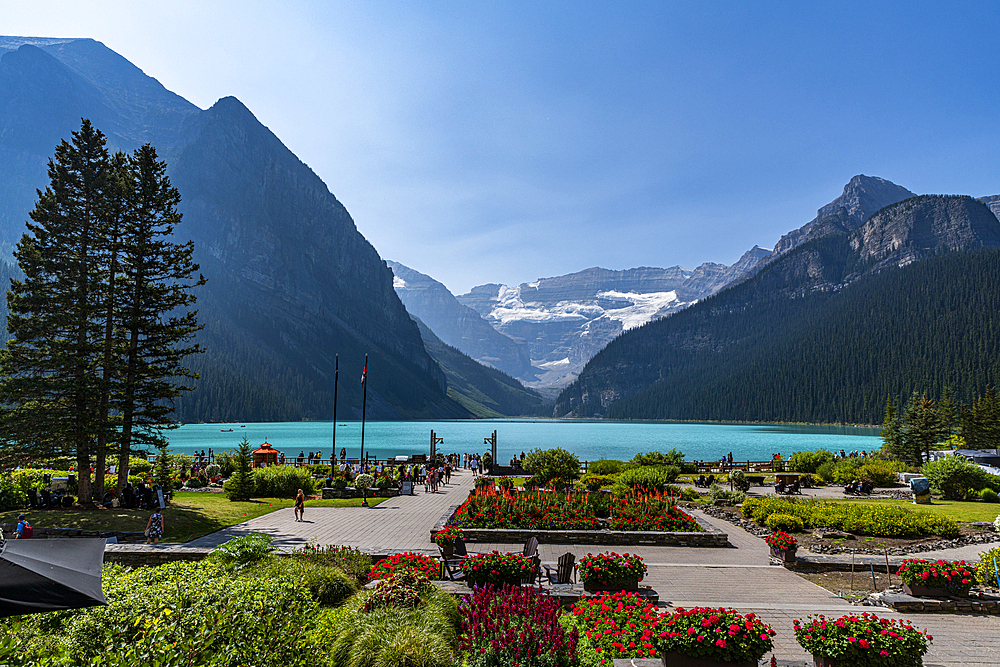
[182,469,1000,666]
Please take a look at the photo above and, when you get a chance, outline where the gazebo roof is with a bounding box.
[251,441,281,455]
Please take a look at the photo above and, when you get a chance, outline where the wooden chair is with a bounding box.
[523,536,539,558]
[27,489,42,509]
[439,537,480,581]
[542,552,576,585]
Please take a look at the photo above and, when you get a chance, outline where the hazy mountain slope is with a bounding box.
[387,261,533,379]
[555,195,1000,423]
[411,317,546,418]
[0,37,468,421]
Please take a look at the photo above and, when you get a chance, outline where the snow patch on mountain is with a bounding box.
[393,276,407,289]
[597,290,688,330]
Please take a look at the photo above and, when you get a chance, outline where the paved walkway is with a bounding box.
[185,469,474,552]
[179,472,1000,666]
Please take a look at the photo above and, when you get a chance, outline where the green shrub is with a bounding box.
[765,513,804,532]
[0,473,24,512]
[976,546,1000,588]
[729,469,750,493]
[627,449,684,468]
[580,474,613,491]
[588,459,626,476]
[317,580,459,667]
[267,559,356,607]
[706,483,745,505]
[20,560,319,665]
[587,491,612,517]
[205,463,221,478]
[982,488,1000,503]
[354,473,374,490]
[787,450,836,474]
[853,460,906,487]
[740,496,959,539]
[216,451,237,478]
[185,477,205,488]
[523,448,581,483]
[815,461,835,482]
[289,543,374,586]
[252,466,316,498]
[922,457,996,499]
[210,533,277,569]
[613,465,679,492]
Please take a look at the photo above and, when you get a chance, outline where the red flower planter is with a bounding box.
[583,576,640,592]
[902,582,964,598]
[771,547,796,563]
[660,651,756,667]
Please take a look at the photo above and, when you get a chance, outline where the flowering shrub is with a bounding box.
[453,487,702,533]
[461,550,536,585]
[896,559,975,596]
[368,552,440,581]
[765,530,798,552]
[474,476,494,489]
[460,584,579,667]
[353,473,374,490]
[432,525,463,548]
[977,545,1000,588]
[289,543,373,584]
[360,569,433,612]
[578,552,646,586]
[571,591,665,662]
[657,607,775,664]
[497,476,514,492]
[793,613,932,666]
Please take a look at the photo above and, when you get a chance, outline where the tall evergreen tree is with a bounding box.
[880,396,905,460]
[962,387,1000,453]
[0,120,113,500]
[901,393,945,465]
[114,144,204,493]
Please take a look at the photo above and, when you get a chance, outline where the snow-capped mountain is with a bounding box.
[455,248,771,391]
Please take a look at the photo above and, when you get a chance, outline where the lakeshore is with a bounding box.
[164,419,881,463]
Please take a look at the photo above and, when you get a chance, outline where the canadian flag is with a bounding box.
[360,360,368,386]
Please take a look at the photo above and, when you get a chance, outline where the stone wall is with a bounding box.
[0,523,145,543]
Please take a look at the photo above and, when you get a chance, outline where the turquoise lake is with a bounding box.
[165,420,880,463]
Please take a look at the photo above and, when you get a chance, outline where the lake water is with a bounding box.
[165,419,880,463]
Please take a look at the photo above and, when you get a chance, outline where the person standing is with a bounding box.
[470,456,479,477]
[294,489,305,522]
[145,510,163,545]
[340,447,346,463]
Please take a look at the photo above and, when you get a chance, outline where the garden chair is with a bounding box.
[439,537,480,581]
[39,489,55,509]
[27,489,43,509]
[542,552,576,585]
[522,536,539,559]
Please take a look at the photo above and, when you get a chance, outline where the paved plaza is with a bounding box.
[183,468,1000,666]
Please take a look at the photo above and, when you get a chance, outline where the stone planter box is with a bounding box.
[583,576,640,592]
[903,582,966,598]
[322,487,357,499]
[446,517,727,547]
[771,547,797,563]
[660,651,756,667]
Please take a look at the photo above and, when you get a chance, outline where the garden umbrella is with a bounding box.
[0,537,106,617]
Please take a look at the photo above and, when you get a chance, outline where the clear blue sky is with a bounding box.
[5,1,999,293]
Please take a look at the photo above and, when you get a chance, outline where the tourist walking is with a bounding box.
[294,489,305,522]
[13,514,31,539]
[470,456,479,477]
[145,510,163,545]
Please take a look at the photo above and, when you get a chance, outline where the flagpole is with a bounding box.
[360,354,368,477]
[332,354,338,473]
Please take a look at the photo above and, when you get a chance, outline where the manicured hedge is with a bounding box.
[741,496,959,539]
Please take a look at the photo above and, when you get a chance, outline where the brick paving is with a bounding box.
[181,472,1000,665]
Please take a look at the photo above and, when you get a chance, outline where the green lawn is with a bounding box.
[1,490,387,543]
[824,497,1000,524]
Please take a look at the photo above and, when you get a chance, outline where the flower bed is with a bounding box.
[368,552,440,580]
[579,552,646,590]
[793,612,932,666]
[896,559,975,597]
[461,550,536,586]
[432,525,463,549]
[460,584,579,667]
[657,607,775,665]
[452,487,702,533]
[571,591,665,663]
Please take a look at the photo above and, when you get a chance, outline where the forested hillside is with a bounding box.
[412,319,547,418]
[556,195,1000,424]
